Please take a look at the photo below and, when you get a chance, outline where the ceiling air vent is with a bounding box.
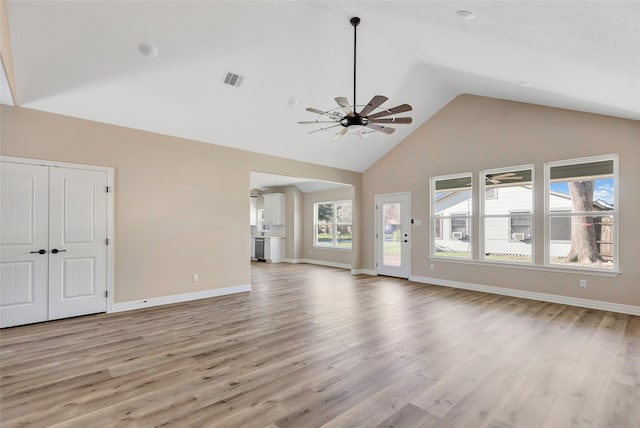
[223,72,244,88]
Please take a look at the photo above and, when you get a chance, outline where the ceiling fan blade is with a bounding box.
[332,127,349,140]
[490,172,516,179]
[498,176,523,180]
[306,107,343,119]
[487,178,500,184]
[359,95,388,117]
[307,124,341,134]
[367,104,413,119]
[298,121,340,124]
[335,97,353,116]
[369,117,412,124]
[365,124,396,135]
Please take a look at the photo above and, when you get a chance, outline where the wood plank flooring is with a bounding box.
[1,262,638,427]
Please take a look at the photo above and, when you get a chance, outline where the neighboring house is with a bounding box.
[435,186,613,258]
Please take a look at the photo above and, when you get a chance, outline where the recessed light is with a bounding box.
[456,10,476,20]
[288,97,300,107]
[518,81,533,87]
[138,42,158,57]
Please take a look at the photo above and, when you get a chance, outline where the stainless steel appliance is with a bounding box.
[255,237,265,261]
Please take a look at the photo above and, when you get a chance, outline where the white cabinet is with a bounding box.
[249,197,258,226]
[250,238,255,259]
[263,193,285,225]
[264,237,285,263]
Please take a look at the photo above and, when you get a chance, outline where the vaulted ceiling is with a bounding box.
[3,1,639,172]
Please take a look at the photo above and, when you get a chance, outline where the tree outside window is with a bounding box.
[315,200,352,249]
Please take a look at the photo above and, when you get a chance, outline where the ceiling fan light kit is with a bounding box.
[299,17,413,139]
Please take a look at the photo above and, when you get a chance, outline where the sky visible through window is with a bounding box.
[550,178,614,204]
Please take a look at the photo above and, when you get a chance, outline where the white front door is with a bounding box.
[0,163,50,327]
[48,167,108,320]
[376,193,411,278]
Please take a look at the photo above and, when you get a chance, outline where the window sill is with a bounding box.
[429,257,620,277]
[313,246,352,252]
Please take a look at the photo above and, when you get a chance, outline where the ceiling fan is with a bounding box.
[485,172,523,184]
[298,17,413,140]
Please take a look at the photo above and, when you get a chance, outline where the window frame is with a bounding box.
[544,154,618,272]
[313,200,353,250]
[480,165,535,265]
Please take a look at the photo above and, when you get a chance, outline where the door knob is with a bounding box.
[51,249,67,254]
[30,249,47,254]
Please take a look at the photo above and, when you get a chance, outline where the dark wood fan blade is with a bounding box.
[367,104,412,119]
[306,107,343,119]
[369,117,412,124]
[298,121,340,124]
[359,95,388,117]
[308,124,341,134]
[365,124,396,135]
[335,97,353,116]
[332,127,349,140]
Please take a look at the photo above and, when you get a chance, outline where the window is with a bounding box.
[509,211,532,240]
[546,155,617,271]
[314,200,352,249]
[481,166,534,264]
[431,174,472,259]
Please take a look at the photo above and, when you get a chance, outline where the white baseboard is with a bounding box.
[409,275,640,316]
[111,284,251,313]
[284,258,351,270]
[351,268,377,276]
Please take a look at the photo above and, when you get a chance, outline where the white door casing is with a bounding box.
[375,192,411,278]
[0,162,50,327]
[0,157,113,328]
[48,167,108,320]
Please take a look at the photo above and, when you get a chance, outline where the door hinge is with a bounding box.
[105,238,109,245]
[106,186,110,193]
[105,290,109,298]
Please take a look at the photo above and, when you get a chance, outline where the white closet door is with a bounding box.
[0,162,50,328]
[48,167,108,320]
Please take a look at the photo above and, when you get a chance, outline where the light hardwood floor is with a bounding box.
[1,262,638,427]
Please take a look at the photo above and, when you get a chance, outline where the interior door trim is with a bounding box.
[1,155,115,313]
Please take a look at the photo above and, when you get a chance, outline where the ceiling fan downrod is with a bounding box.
[351,16,360,112]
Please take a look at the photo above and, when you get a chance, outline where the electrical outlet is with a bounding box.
[579,279,587,288]
[192,273,199,282]
[430,263,435,271]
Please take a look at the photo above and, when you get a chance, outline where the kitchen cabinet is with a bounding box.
[250,237,255,259]
[249,197,258,226]
[264,237,285,263]
[263,193,285,225]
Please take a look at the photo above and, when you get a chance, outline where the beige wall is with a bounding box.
[303,187,355,266]
[284,186,304,260]
[1,105,361,303]
[362,95,640,306]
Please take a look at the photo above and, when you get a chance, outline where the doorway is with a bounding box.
[375,192,411,278]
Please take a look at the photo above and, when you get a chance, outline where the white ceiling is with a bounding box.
[5,1,640,172]
[250,171,351,194]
